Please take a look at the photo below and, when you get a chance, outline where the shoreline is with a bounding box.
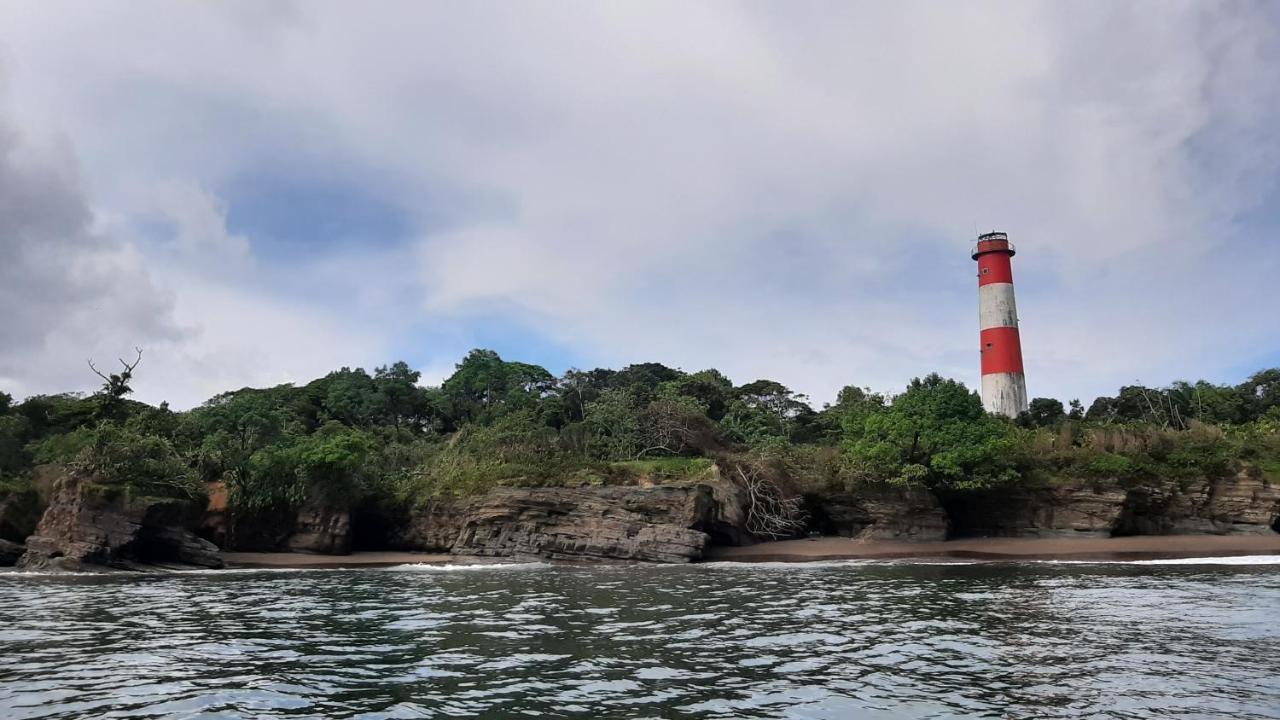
[704,534,1280,563]
[221,551,457,569]
[218,534,1280,569]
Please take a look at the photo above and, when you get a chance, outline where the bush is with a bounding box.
[49,422,203,500]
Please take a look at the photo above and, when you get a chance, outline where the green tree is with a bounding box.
[1022,398,1066,427]
[1068,399,1085,420]
[441,349,554,425]
[49,421,202,500]
[843,373,1016,489]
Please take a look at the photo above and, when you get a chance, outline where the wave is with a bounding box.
[383,561,551,572]
[1042,554,1280,566]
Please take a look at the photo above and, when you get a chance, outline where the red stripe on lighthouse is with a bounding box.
[980,326,1024,374]
[977,252,1013,286]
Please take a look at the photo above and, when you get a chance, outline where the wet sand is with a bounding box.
[221,551,455,569]
[221,534,1280,568]
[705,534,1280,563]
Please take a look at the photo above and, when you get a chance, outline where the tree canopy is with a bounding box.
[1,347,1277,515]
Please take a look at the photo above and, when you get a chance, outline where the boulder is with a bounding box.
[450,485,716,563]
[809,484,949,541]
[17,470,223,572]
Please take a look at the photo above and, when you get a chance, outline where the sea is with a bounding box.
[2,557,1279,719]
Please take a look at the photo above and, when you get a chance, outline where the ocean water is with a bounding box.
[2,558,1279,719]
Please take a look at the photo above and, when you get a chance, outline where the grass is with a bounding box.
[606,457,716,484]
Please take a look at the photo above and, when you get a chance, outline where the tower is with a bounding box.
[973,231,1028,417]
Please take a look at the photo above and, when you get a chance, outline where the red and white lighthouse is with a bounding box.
[973,231,1028,417]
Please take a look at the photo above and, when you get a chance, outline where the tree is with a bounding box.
[441,349,554,425]
[843,373,1016,489]
[183,389,291,488]
[373,361,434,429]
[582,388,645,459]
[1239,369,1280,421]
[558,368,617,424]
[1022,398,1066,427]
[721,379,814,447]
[0,415,29,477]
[87,347,143,420]
[668,369,735,421]
[1068,399,1085,420]
[65,422,202,500]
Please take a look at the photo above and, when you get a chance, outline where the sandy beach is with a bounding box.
[705,534,1280,563]
[219,534,1280,568]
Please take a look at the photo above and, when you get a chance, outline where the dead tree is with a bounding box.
[732,461,806,539]
[88,347,143,401]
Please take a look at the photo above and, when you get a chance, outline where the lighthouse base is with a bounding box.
[981,372,1028,418]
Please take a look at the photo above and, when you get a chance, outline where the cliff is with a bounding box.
[7,464,1278,572]
[942,471,1280,538]
[15,468,222,572]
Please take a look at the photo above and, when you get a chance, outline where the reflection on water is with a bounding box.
[2,559,1279,719]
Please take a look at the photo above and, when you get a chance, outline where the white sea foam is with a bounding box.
[383,561,551,572]
[1042,554,1280,566]
[697,559,895,570]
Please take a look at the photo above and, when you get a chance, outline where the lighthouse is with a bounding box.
[973,231,1028,417]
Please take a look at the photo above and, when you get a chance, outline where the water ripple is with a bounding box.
[1,563,1279,718]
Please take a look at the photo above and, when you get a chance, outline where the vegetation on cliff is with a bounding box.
[1,349,1279,526]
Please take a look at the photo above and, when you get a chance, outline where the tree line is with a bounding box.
[1,349,1278,517]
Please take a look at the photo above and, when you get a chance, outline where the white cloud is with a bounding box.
[0,1,1278,407]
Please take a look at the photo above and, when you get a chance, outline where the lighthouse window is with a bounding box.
[981,267,990,275]
[986,343,993,348]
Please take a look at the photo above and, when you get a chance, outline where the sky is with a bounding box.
[1,1,1279,410]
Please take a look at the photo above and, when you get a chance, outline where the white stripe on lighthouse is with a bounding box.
[978,282,1018,330]
[982,373,1028,417]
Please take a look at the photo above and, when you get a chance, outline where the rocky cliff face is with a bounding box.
[808,485,950,541]
[382,499,466,552]
[942,482,1128,538]
[285,496,351,554]
[372,484,725,563]
[17,469,222,572]
[1116,472,1280,536]
[451,485,716,563]
[944,473,1280,538]
[202,481,352,555]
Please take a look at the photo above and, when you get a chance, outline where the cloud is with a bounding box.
[0,85,388,408]
[0,1,1278,408]
[0,113,184,397]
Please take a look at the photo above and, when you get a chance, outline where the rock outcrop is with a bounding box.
[204,481,351,554]
[17,470,222,572]
[943,473,1280,538]
[1116,472,1280,535]
[942,482,1128,538]
[285,496,351,554]
[383,499,467,552]
[449,485,716,563]
[808,484,950,541]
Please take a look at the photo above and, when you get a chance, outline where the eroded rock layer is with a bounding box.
[17,471,222,572]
